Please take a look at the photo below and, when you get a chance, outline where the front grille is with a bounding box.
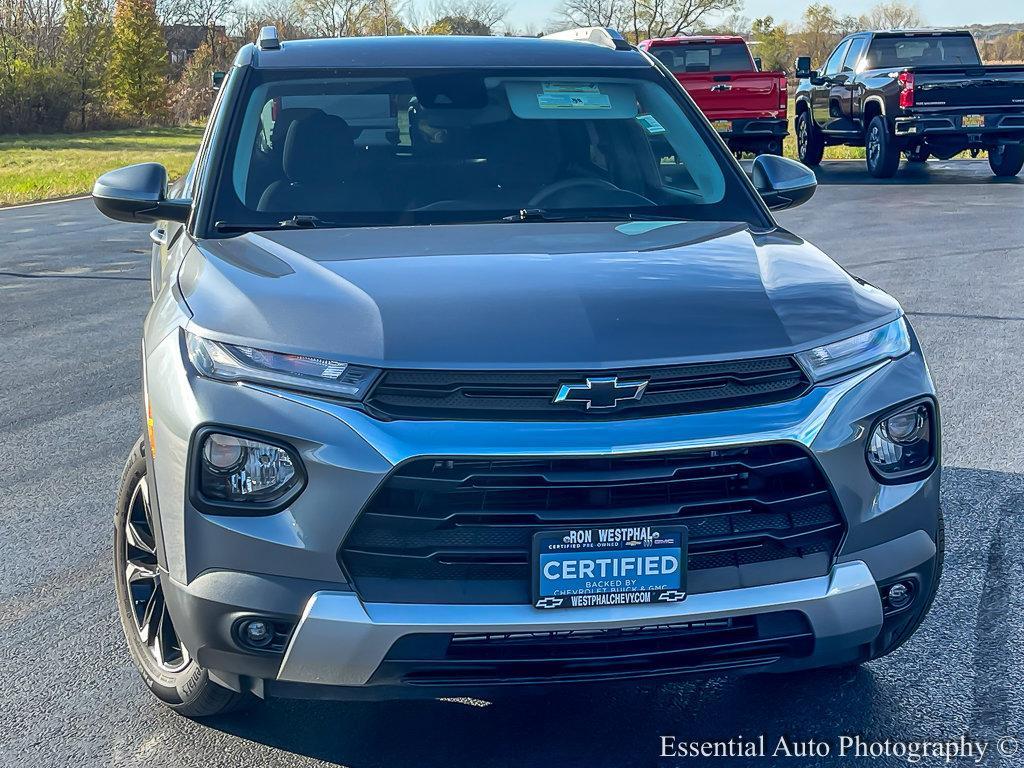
[371,612,814,686]
[365,356,810,421]
[339,443,845,604]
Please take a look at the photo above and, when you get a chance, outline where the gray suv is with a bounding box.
[95,28,942,717]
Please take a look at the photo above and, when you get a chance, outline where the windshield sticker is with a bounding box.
[636,114,667,134]
[537,92,612,110]
[538,82,611,109]
[542,82,601,93]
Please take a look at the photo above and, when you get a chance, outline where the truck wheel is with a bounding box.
[866,116,901,178]
[113,437,254,718]
[904,146,930,163]
[796,111,824,166]
[989,145,1024,177]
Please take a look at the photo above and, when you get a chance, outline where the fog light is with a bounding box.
[241,619,272,648]
[886,581,915,611]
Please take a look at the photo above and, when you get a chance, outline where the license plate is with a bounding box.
[712,120,733,133]
[963,114,985,128]
[532,525,687,610]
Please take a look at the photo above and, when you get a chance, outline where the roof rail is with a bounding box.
[542,27,632,51]
[257,25,281,51]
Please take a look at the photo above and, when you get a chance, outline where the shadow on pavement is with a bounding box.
[809,159,1023,186]
[202,666,888,767]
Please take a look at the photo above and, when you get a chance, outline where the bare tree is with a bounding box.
[860,1,924,31]
[555,0,741,43]
[409,0,508,34]
[231,0,308,41]
[296,0,371,37]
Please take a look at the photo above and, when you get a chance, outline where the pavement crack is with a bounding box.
[969,516,1021,738]
[0,270,148,282]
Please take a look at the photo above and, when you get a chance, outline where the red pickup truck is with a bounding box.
[639,36,788,157]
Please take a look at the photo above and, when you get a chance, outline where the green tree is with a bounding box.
[425,14,490,35]
[751,16,793,73]
[797,3,858,67]
[107,0,169,122]
[63,0,113,129]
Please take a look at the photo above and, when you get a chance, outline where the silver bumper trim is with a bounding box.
[277,561,884,687]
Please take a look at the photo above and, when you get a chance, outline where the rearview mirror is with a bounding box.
[753,57,762,71]
[795,56,814,80]
[92,163,191,224]
[211,70,226,90]
[751,154,817,211]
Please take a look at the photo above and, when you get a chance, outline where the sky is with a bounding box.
[505,0,1024,33]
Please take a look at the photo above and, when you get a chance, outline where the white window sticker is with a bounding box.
[636,114,667,134]
[538,82,611,110]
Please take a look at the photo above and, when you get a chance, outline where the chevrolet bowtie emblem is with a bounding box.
[553,376,649,410]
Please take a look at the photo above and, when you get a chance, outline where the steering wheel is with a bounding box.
[528,178,619,207]
[528,177,654,208]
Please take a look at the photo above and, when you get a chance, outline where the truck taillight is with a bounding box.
[779,75,788,114]
[898,72,915,108]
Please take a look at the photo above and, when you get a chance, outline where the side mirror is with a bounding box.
[92,163,191,224]
[795,56,814,79]
[211,70,226,90]
[753,57,762,71]
[751,154,817,211]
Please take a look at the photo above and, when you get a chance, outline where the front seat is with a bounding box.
[258,113,357,213]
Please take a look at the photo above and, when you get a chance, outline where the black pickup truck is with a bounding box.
[793,29,1024,178]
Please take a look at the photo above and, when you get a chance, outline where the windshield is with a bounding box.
[866,35,981,68]
[207,66,767,232]
[649,44,754,74]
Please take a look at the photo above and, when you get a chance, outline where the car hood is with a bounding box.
[180,220,901,369]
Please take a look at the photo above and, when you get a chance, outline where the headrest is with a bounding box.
[283,113,354,185]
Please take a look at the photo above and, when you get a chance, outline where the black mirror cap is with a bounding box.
[752,154,817,211]
[753,57,762,71]
[92,162,191,224]
[795,56,814,79]
[211,70,227,90]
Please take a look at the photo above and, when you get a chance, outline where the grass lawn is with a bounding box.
[0,126,204,206]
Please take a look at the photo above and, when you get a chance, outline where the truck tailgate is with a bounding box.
[675,72,784,120]
[911,65,1024,109]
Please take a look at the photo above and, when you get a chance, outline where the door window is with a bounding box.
[822,41,851,76]
[842,37,868,72]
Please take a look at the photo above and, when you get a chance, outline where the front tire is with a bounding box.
[865,116,901,178]
[796,110,824,166]
[114,437,253,717]
[989,144,1024,177]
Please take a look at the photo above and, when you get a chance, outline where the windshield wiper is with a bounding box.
[214,215,344,233]
[500,208,685,223]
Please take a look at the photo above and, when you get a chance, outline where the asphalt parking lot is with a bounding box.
[1,159,1023,768]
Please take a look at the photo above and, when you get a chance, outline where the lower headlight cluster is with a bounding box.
[195,431,303,510]
[867,401,935,481]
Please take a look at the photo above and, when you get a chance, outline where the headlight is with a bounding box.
[185,330,380,399]
[194,430,304,511]
[796,318,911,382]
[867,401,936,481]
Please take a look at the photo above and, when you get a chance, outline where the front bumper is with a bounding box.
[146,326,940,696]
[278,559,890,687]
